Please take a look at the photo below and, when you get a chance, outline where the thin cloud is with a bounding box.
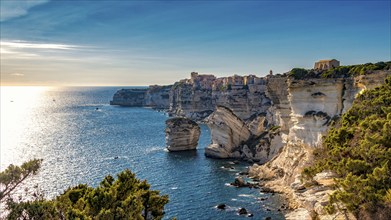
[10,73,25,77]
[0,40,87,60]
[1,41,81,50]
[0,0,49,22]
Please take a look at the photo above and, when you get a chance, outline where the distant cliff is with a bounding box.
[110,85,171,109]
[110,88,147,106]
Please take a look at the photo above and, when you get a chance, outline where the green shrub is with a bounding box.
[289,68,309,79]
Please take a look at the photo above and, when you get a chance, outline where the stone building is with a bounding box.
[314,59,340,70]
[244,75,256,85]
[190,72,215,90]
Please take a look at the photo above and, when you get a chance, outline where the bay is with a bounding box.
[0,86,285,219]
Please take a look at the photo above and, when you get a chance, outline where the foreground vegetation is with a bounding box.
[303,76,391,218]
[289,61,391,79]
[0,160,168,220]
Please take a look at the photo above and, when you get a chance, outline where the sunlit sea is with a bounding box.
[1,86,285,219]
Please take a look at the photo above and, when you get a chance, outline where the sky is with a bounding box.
[0,0,390,86]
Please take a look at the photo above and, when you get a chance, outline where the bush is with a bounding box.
[289,68,309,79]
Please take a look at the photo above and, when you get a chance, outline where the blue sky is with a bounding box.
[1,0,390,86]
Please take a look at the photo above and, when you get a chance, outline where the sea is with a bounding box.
[0,86,285,220]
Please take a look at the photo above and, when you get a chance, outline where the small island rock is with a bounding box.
[165,117,201,151]
[238,208,248,215]
[217,204,226,210]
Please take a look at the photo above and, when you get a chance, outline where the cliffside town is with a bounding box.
[111,71,273,120]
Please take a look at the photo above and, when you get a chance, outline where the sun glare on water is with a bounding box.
[0,86,51,170]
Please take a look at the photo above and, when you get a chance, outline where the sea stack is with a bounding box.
[165,117,201,151]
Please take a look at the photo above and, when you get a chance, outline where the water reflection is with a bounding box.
[1,86,50,169]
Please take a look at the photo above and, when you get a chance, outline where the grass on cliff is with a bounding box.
[289,61,391,80]
[303,75,391,217]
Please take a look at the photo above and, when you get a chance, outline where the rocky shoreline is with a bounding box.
[111,69,391,219]
[216,160,290,219]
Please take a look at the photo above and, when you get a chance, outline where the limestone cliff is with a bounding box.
[165,117,201,151]
[204,106,251,158]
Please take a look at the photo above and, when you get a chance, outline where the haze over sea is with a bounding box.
[1,86,284,219]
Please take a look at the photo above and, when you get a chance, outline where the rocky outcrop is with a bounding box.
[204,106,251,158]
[165,117,201,151]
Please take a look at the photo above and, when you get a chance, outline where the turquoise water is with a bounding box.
[1,86,285,219]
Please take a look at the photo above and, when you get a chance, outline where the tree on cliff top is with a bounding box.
[303,75,391,218]
[1,160,169,220]
[0,159,42,202]
[289,61,391,79]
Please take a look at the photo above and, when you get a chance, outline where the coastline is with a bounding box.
[109,67,390,219]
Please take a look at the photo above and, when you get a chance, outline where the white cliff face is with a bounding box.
[287,78,345,148]
[165,117,201,151]
[205,106,251,158]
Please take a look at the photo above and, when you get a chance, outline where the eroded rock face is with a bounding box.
[205,106,251,158]
[204,105,283,162]
[165,117,201,151]
[287,78,346,148]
